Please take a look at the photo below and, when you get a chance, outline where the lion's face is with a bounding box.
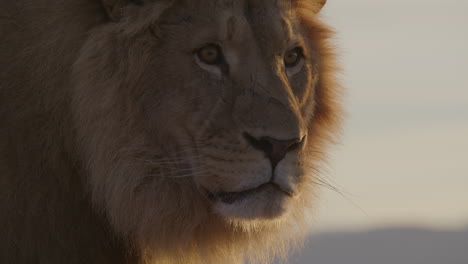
[74,0,337,254]
[136,1,319,221]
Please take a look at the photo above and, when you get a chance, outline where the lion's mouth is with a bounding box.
[208,182,293,204]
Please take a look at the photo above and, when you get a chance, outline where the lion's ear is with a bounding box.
[102,0,144,21]
[293,0,327,14]
[314,0,327,13]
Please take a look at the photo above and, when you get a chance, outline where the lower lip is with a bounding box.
[213,183,292,204]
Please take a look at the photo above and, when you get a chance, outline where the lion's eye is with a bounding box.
[284,47,303,68]
[197,44,222,65]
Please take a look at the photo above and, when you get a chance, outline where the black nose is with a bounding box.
[244,133,303,169]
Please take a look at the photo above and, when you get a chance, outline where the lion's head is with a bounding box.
[72,0,340,262]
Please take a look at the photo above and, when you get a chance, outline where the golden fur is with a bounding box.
[0,0,341,263]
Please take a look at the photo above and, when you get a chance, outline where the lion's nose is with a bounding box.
[244,133,304,170]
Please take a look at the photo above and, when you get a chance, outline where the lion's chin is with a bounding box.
[211,183,294,221]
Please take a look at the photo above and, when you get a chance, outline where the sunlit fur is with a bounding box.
[0,0,342,263]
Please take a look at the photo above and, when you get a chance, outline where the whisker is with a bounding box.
[139,157,202,163]
[135,155,202,162]
[305,163,370,218]
[145,170,209,179]
[150,166,208,173]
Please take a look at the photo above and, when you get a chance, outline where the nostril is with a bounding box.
[243,133,304,169]
[244,133,271,155]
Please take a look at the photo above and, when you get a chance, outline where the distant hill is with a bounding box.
[284,227,468,264]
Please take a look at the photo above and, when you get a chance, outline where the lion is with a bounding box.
[0,0,341,263]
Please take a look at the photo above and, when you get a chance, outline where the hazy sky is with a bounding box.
[313,0,468,231]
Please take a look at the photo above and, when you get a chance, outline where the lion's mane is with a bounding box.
[0,0,341,263]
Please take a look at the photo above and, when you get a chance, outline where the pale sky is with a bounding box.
[313,0,468,231]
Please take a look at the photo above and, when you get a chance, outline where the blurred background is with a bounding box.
[288,0,468,263]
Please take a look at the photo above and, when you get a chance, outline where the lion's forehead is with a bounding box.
[175,0,300,48]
